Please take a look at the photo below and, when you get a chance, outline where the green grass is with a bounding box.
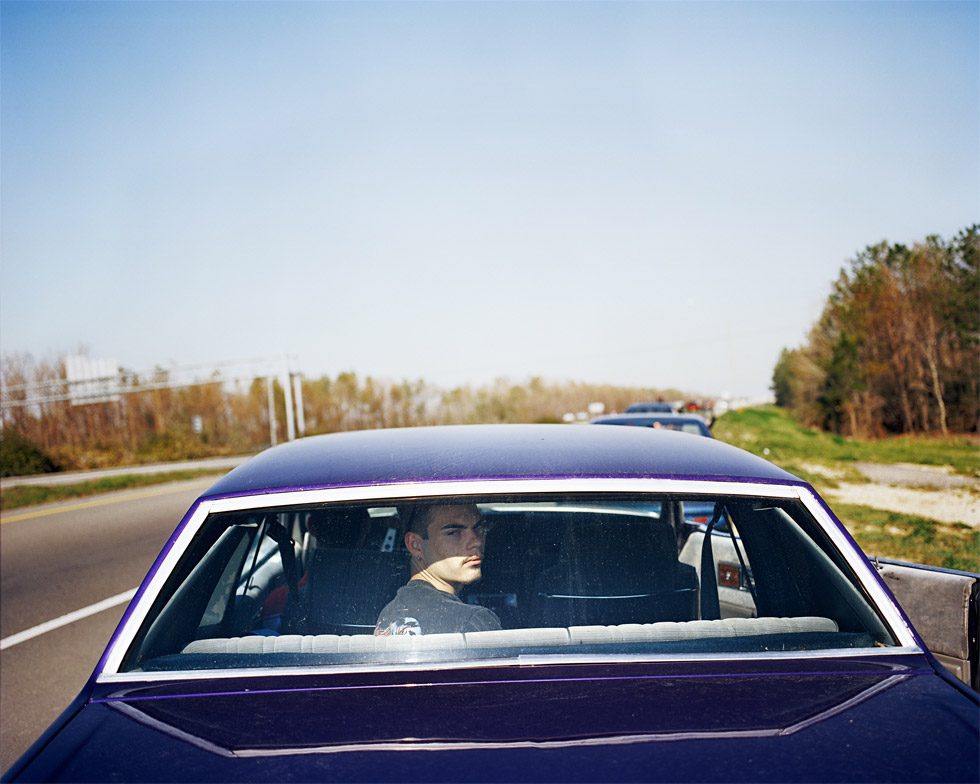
[833,503,980,573]
[713,405,980,476]
[713,405,979,571]
[0,469,225,512]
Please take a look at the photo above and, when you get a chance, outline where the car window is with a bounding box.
[593,418,708,435]
[120,493,897,673]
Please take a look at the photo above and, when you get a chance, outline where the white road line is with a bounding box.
[0,588,137,651]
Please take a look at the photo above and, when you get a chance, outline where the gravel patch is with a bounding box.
[800,463,846,481]
[854,462,974,489]
[826,483,980,527]
[818,460,980,527]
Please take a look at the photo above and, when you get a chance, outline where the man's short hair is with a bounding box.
[405,505,435,539]
[404,503,479,539]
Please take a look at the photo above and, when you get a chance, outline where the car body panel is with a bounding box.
[6,425,977,782]
[11,658,977,782]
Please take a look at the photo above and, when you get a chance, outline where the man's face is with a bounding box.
[407,505,488,594]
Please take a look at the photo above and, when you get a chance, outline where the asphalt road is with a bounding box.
[0,477,216,773]
[1,455,249,488]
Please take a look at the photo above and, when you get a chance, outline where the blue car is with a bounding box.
[591,411,714,524]
[625,401,676,413]
[6,425,977,782]
[592,412,712,437]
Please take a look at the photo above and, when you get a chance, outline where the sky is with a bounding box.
[2,1,977,401]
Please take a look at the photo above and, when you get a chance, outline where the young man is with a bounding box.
[375,503,501,636]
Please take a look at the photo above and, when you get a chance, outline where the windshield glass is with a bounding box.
[594,418,709,435]
[121,493,896,673]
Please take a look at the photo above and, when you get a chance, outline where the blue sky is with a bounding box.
[2,1,977,400]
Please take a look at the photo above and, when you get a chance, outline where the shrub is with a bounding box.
[0,430,60,477]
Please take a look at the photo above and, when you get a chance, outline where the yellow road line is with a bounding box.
[0,481,210,524]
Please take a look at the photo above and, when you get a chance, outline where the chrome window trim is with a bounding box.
[796,487,918,648]
[204,478,802,514]
[100,499,216,675]
[97,645,925,685]
[98,477,919,677]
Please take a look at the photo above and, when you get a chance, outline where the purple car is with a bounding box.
[6,425,977,782]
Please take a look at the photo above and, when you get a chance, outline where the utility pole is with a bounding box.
[292,373,306,436]
[266,376,278,446]
[281,372,296,442]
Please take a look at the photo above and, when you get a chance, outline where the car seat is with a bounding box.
[529,514,697,627]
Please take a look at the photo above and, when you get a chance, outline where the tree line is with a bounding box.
[1,355,689,474]
[772,225,979,437]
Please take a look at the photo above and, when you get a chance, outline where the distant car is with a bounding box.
[592,412,712,437]
[6,425,977,782]
[625,401,676,413]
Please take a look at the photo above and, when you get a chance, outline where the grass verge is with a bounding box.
[833,503,980,573]
[0,469,226,512]
[713,405,979,571]
[713,405,980,476]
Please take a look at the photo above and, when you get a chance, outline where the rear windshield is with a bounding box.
[594,418,709,435]
[121,493,897,673]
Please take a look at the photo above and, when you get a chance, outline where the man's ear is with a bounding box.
[405,531,423,557]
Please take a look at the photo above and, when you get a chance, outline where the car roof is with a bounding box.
[203,424,797,499]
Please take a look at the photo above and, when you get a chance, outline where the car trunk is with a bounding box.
[12,655,977,782]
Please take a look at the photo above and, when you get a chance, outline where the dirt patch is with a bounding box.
[808,460,980,527]
[826,482,980,527]
[800,462,846,481]
[854,462,975,489]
